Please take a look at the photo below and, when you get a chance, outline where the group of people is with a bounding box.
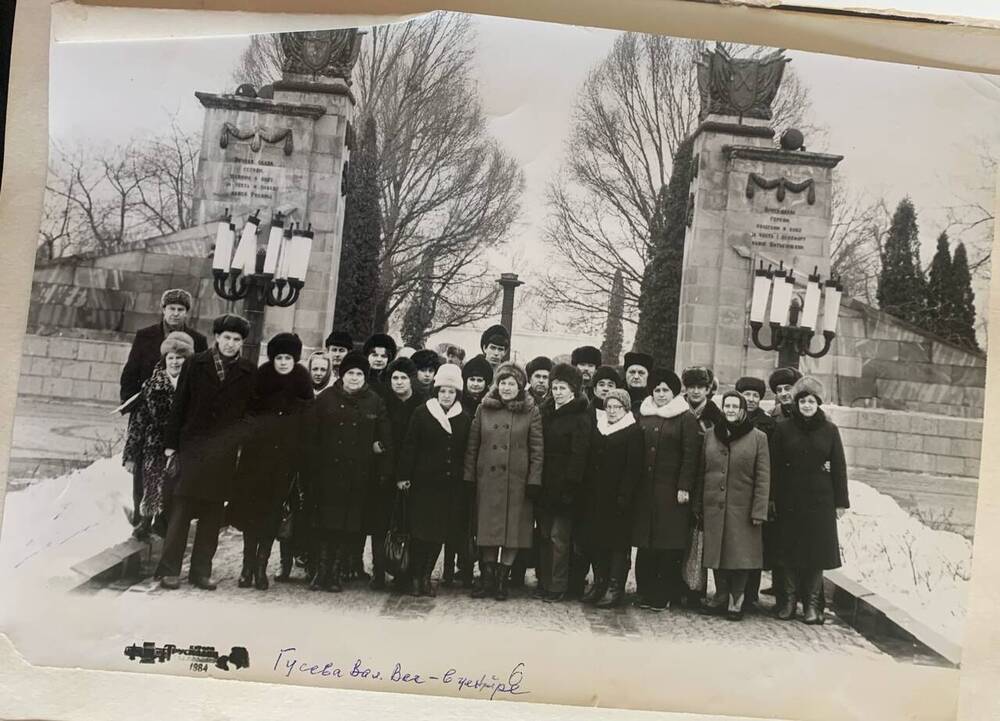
[122,288,850,625]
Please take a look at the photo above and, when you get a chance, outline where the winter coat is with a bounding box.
[306,380,393,533]
[700,426,771,569]
[120,322,207,404]
[691,398,723,431]
[463,392,544,548]
[398,400,472,544]
[579,414,643,551]
[631,395,703,550]
[164,349,256,503]
[769,409,849,570]
[538,395,591,511]
[227,363,314,537]
[122,364,180,517]
[365,390,426,532]
[748,407,777,436]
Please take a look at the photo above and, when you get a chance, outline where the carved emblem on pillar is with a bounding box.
[745,173,816,204]
[279,29,364,83]
[695,45,790,121]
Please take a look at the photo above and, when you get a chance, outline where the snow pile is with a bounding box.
[0,454,133,586]
[839,480,972,645]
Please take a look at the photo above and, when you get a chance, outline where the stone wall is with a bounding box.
[825,406,982,478]
[17,334,131,405]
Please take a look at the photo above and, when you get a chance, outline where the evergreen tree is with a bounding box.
[333,115,382,340]
[401,250,436,348]
[877,197,926,325]
[601,268,625,367]
[925,231,953,339]
[634,135,694,369]
[950,242,979,350]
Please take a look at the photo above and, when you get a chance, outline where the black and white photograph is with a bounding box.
[0,5,998,718]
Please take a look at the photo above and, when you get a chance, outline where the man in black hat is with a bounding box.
[157,313,256,591]
[623,350,654,413]
[325,329,354,383]
[475,324,510,372]
[571,346,602,401]
[681,366,723,431]
[768,367,803,420]
[526,356,553,405]
[737,376,776,436]
[119,288,208,526]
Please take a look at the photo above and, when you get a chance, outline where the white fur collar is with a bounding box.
[640,394,690,419]
[597,410,636,436]
[427,398,463,434]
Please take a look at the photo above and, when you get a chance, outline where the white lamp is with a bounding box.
[749,262,772,324]
[231,212,261,274]
[288,225,314,283]
[211,211,234,272]
[263,212,284,276]
[800,266,822,330]
[769,264,793,325]
[820,279,843,335]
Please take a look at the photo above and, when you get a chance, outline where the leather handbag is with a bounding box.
[383,490,411,577]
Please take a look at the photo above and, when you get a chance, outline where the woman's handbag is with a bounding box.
[383,491,411,577]
[682,521,707,592]
[276,477,299,541]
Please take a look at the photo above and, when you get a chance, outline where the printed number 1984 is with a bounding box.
[190,662,209,673]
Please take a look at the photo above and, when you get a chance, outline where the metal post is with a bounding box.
[240,249,268,365]
[497,272,524,335]
[778,296,803,370]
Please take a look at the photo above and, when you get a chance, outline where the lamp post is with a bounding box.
[497,272,524,335]
[748,260,843,370]
[211,208,312,362]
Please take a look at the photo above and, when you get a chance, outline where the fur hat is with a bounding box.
[604,388,632,411]
[411,349,442,372]
[386,356,417,380]
[434,364,464,391]
[266,332,303,362]
[792,375,825,405]
[161,288,192,311]
[549,363,583,394]
[212,313,251,339]
[648,368,682,397]
[769,366,803,393]
[462,355,494,385]
[681,366,713,389]
[592,365,622,388]
[324,330,353,351]
[571,345,602,367]
[735,376,767,397]
[338,350,370,379]
[493,361,527,391]
[623,351,654,374]
[362,333,398,360]
[160,331,195,358]
[526,356,553,378]
[479,324,510,351]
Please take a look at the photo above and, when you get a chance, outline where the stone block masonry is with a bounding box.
[17,333,130,405]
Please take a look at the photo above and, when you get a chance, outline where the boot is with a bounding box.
[132,515,153,541]
[459,555,475,589]
[495,564,511,601]
[370,570,387,591]
[254,545,271,590]
[238,534,256,588]
[581,572,607,604]
[802,570,825,625]
[276,544,293,583]
[441,548,455,588]
[327,548,344,593]
[777,567,798,621]
[471,562,496,599]
[422,550,438,597]
[309,545,330,591]
[596,553,626,609]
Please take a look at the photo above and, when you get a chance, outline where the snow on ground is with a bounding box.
[839,480,972,645]
[0,453,132,588]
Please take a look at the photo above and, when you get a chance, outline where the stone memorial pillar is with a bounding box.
[675,46,844,385]
[190,29,362,349]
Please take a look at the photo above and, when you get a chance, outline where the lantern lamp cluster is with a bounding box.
[748,260,843,362]
[211,209,313,307]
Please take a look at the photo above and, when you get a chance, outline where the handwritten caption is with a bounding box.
[274,647,529,701]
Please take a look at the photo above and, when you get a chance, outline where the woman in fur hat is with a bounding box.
[305,350,392,593]
[463,362,544,601]
[631,368,702,611]
[228,333,314,590]
[461,355,493,414]
[681,366,723,431]
[397,364,472,597]
[768,376,849,624]
[362,333,398,396]
[123,331,196,540]
[534,363,590,602]
[411,349,443,397]
[579,388,643,609]
[696,392,771,621]
[368,356,424,591]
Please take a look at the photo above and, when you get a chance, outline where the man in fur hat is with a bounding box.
[526,356,553,405]
[119,288,208,526]
[623,350,654,412]
[769,366,802,420]
[411,349,443,397]
[736,376,776,436]
[571,345,602,401]
[324,329,354,382]
[474,324,510,372]
[681,366,723,431]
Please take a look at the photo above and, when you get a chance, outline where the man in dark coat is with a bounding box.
[623,351,654,414]
[768,367,802,421]
[468,324,510,374]
[119,288,208,525]
[571,345,602,402]
[526,356,552,406]
[325,329,354,383]
[156,313,255,590]
[769,376,849,624]
[681,366,723,431]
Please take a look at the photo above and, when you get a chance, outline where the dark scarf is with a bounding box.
[713,392,755,446]
[792,406,827,432]
[211,344,241,382]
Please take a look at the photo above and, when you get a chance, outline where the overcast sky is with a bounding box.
[49,13,998,324]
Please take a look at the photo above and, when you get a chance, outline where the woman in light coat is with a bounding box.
[463,362,544,601]
[697,391,770,621]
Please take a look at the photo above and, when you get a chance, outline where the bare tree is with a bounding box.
[541,35,818,328]
[231,15,523,335]
[944,147,996,279]
[132,117,200,235]
[829,184,890,305]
